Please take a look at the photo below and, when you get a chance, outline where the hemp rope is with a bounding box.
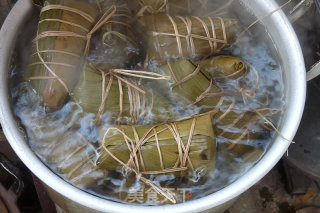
[152,15,227,60]
[213,97,236,126]
[101,116,198,203]
[27,5,117,94]
[230,83,256,105]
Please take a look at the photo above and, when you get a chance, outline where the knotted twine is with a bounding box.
[100,116,200,204]
[28,5,117,93]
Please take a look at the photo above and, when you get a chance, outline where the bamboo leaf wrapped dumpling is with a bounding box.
[158,59,234,113]
[16,96,106,188]
[213,108,281,144]
[199,56,248,80]
[97,114,216,174]
[138,14,238,63]
[25,0,100,109]
[133,0,233,17]
[216,143,264,175]
[157,57,254,113]
[96,114,216,203]
[47,130,106,187]
[90,0,139,69]
[158,58,279,144]
[72,64,181,125]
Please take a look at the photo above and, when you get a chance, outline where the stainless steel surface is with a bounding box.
[0,0,306,213]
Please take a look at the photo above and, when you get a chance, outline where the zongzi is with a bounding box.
[90,0,139,69]
[96,114,216,204]
[25,0,100,109]
[214,108,281,143]
[72,64,181,125]
[158,59,237,113]
[198,56,248,80]
[139,14,238,63]
[48,130,106,187]
[97,114,216,174]
[217,142,263,164]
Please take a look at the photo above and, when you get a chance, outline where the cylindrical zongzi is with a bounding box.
[158,59,232,113]
[198,56,248,80]
[90,0,139,69]
[25,0,99,109]
[214,108,280,144]
[48,130,106,187]
[138,14,238,63]
[158,58,279,144]
[97,113,216,174]
[72,64,181,125]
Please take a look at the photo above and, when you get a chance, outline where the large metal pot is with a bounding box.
[0,0,306,212]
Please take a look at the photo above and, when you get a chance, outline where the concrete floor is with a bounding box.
[227,163,320,213]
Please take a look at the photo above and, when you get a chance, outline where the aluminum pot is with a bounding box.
[0,0,306,212]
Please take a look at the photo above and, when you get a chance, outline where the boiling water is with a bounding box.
[11,0,285,205]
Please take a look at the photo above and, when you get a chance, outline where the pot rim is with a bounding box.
[0,0,306,212]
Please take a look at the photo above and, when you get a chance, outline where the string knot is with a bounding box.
[230,84,256,105]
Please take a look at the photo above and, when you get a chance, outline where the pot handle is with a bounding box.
[306,61,320,81]
[286,0,320,81]
[287,0,314,23]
